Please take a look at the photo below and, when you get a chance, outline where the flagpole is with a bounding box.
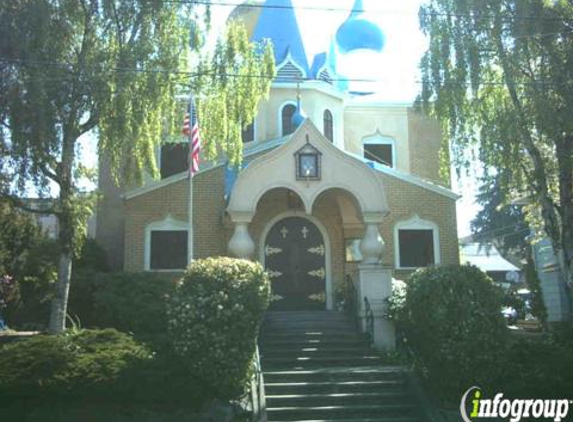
[188,166,194,265]
[185,94,201,267]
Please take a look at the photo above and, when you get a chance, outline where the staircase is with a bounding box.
[259,311,424,422]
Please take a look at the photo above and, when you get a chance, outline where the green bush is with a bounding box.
[0,329,150,399]
[389,265,509,403]
[167,257,271,399]
[502,336,573,398]
[67,272,178,350]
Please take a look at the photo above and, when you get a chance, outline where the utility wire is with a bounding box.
[2,58,571,88]
[155,0,573,23]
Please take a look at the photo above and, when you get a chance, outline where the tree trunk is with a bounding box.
[49,251,73,333]
[48,131,76,333]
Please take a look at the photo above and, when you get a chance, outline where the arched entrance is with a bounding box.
[263,216,327,310]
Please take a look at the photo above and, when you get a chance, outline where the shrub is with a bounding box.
[0,329,150,399]
[502,336,573,398]
[68,272,178,350]
[389,265,509,403]
[167,257,271,399]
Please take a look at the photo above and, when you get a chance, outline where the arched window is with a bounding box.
[241,120,255,143]
[323,109,334,142]
[145,216,189,271]
[362,134,395,168]
[394,215,440,269]
[281,104,297,136]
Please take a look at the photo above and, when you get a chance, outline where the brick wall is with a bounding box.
[407,109,446,186]
[123,165,459,285]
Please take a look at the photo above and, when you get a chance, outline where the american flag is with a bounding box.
[182,96,201,177]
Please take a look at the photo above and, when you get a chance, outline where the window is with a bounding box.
[242,122,255,143]
[345,238,363,262]
[394,216,440,269]
[150,230,188,270]
[145,216,189,271]
[362,134,395,167]
[160,143,189,179]
[281,104,297,136]
[398,230,434,268]
[323,110,333,142]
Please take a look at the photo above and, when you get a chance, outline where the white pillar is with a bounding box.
[360,223,385,264]
[228,222,255,260]
[358,264,395,351]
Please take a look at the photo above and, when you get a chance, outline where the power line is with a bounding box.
[157,0,573,23]
[2,58,571,88]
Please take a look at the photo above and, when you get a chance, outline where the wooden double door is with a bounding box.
[264,217,326,310]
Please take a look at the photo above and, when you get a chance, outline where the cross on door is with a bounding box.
[280,226,289,239]
[301,226,309,239]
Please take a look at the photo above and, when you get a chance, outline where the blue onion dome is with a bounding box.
[291,95,307,129]
[335,0,385,54]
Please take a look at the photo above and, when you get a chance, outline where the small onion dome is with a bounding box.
[291,96,307,129]
[335,0,385,54]
[227,0,265,38]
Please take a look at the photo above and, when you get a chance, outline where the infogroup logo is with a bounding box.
[460,387,572,422]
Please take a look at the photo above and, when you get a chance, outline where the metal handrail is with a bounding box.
[364,296,374,348]
[248,344,266,422]
[344,274,360,330]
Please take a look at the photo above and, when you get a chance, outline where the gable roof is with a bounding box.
[124,126,459,201]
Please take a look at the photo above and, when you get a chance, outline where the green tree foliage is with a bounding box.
[419,0,573,292]
[195,23,275,166]
[0,200,57,325]
[0,0,206,332]
[471,176,529,264]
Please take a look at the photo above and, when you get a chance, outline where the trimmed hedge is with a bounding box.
[0,329,150,399]
[389,265,509,403]
[167,257,271,399]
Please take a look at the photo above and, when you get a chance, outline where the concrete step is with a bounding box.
[264,380,405,395]
[266,403,418,421]
[262,346,373,357]
[263,367,407,383]
[260,337,369,348]
[266,392,411,407]
[262,355,383,369]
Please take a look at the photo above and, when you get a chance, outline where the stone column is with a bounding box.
[228,212,256,260]
[359,223,385,264]
[357,213,395,351]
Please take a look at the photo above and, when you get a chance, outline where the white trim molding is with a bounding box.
[393,214,441,270]
[144,214,189,271]
[259,211,334,310]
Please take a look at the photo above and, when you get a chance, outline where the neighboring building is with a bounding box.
[24,198,96,240]
[96,0,460,313]
[460,241,520,285]
[531,238,571,322]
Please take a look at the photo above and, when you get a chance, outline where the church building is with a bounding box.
[96,0,460,315]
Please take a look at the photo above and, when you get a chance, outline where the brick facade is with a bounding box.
[121,161,459,282]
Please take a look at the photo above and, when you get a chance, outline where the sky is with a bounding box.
[207,0,481,237]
